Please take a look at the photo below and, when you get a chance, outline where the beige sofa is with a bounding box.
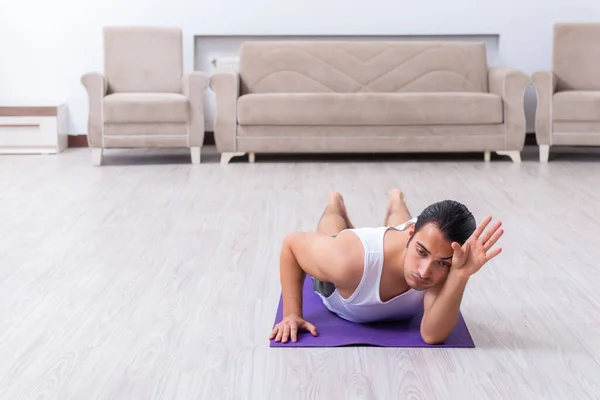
[211,41,530,164]
[532,23,600,163]
[81,26,209,166]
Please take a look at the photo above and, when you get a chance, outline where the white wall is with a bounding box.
[1,0,598,135]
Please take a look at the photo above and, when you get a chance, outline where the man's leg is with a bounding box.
[313,192,354,297]
[383,188,412,226]
[316,191,354,236]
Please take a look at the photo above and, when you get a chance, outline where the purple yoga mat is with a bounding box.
[270,275,475,348]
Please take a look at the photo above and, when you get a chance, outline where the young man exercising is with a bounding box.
[269,189,504,345]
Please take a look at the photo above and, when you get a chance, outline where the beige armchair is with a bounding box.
[532,23,600,162]
[81,26,209,165]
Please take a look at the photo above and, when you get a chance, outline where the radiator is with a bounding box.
[211,57,240,71]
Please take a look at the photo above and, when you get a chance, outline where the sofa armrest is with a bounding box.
[488,67,531,151]
[182,71,210,147]
[210,71,240,152]
[81,72,107,148]
[531,71,556,146]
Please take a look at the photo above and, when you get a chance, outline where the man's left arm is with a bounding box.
[419,215,505,345]
[420,272,470,345]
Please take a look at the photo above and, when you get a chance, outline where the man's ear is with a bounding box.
[406,226,415,248]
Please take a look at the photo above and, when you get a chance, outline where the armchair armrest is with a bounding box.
[210,71,240,152]
[531,71,556,146]
[182,71,210,147]
[81,72,108,148]
[488,67,531,150]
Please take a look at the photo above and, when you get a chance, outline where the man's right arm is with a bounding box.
[279,231,351,318]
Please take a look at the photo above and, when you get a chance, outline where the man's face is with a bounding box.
[403,222,454,290]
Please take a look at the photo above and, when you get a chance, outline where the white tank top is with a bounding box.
[317,217,424,323]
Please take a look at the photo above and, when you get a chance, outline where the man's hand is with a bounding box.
[450,216,504,279]
[269,314,318,343]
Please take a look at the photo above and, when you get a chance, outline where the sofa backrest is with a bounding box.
[238,41,489,94]
[553,23,600,91]
[103,26,183,93]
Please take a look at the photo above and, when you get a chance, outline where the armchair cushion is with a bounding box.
[553,91,600,122]
[553,23,600,91]
[103,93,189,123]
[237,92,503,126]
[103,26,183,93]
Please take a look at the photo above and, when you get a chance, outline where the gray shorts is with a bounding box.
[312,277,336,298]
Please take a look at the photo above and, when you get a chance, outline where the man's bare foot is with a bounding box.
[327,191,354,229]
[386,188,404,212]
[388,188,404,200]
[384,188,407,225]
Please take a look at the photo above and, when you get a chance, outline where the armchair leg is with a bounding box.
[92,148,103,166]
[221,152,246,164]
[190,147,201,164]
[484,151,491,162]
[249,152,256,163]
[539,145,550,163]
[496,150,521,163]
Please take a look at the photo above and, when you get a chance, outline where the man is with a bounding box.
[269,189,504,345]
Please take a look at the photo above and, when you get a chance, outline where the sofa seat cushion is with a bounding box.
[553,91,600,122]
[237,93,503,126]
[103,93,189,123]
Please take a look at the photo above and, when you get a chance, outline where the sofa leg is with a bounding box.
[221,152,246,164]
[190,147,201,164]
[496,150,521,163]
[249,152,256,163]
[92,148,103,166]
[484,151,491,162]
[539,145,550,163]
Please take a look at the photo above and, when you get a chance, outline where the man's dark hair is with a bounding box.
[410,200,476,246]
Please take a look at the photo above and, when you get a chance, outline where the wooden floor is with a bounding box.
[0,145,599,399]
